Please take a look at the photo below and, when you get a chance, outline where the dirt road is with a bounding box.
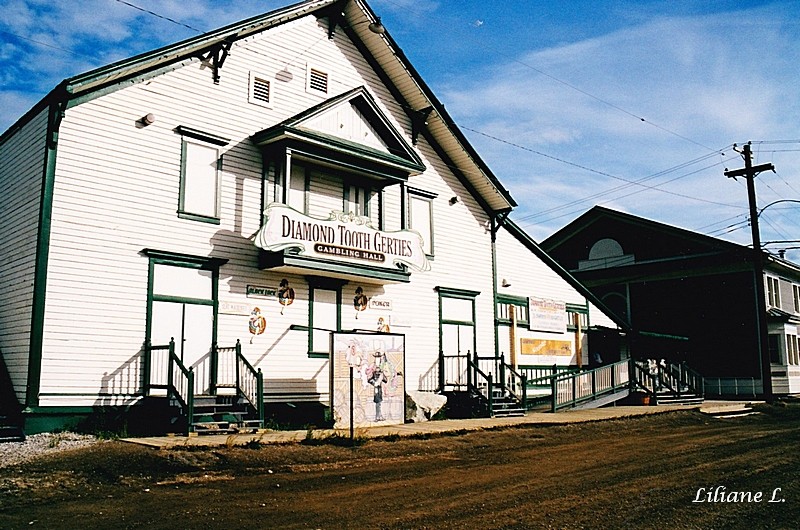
[1,404,798,529]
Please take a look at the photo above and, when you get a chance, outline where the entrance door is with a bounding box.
[442,323,474,389]
[151,301,214,395]
[439,289,478,391]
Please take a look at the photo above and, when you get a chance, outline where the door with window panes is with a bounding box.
[439,291,477,391]
[149,264,215,395]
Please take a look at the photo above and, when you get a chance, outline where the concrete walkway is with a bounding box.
[122,401,753,449]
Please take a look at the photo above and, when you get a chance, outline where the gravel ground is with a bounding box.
[0,432,103,469]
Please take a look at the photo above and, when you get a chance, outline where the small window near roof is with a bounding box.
[249,72,271,107]
[308,67,329,94]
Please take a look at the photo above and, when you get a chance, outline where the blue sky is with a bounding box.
[2,0,800,261]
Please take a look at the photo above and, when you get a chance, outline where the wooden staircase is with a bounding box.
[470,353,527,418]
[145,339,264,435]
[191,395,263,434]
[490,390,525,417]
[634,360,705,407]
[654,389,704,406]
[0,351,25,443]
[0,415,25,443]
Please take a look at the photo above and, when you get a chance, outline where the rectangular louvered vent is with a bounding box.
[308,68,328,93]
[253,77,270,102]
[249,72,272,107]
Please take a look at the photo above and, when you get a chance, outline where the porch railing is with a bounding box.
[552,359,630,412]
[215,340,265,425]
[467,355,493,412]
[144,339,194,433]
[704,377,761,397]
[441,354,469,391]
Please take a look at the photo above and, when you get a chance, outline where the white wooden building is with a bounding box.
[0,0,624,434]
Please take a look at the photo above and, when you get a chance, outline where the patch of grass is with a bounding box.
[300,429,368,447]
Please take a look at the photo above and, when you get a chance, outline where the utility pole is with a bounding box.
[724,142,775,401]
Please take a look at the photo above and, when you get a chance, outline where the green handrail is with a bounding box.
[234,340,265,426]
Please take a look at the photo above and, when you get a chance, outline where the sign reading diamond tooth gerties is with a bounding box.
[255,203,431,272]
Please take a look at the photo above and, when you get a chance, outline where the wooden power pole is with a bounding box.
[724,142,775,401]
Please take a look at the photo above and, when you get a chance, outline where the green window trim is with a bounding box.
[566,302,590,331]
[496,294,530,326]
[142,249,227,386]
[176,125,230,146]
[177,127,229,223]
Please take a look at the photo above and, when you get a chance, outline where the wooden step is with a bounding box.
[0,418,25,443]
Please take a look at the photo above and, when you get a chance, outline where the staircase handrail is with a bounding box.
[232,340,265,426]
[145,339,194,434]
[467,356,494,413]
[499,357,527,411]
[666,361,704,397]
[630,360,659,398]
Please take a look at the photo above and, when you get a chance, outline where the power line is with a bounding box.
[0,30,87,58]
[114,0,204,33]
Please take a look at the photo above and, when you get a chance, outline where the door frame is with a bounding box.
[436,287,480,391]
[143,249,227,394]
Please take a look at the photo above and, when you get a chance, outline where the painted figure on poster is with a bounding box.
[368,349,388,421]
[278,278,295,315]
[353,286,368,319]
[248,307,266,344]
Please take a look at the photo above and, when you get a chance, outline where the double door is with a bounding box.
[150,301,213,395]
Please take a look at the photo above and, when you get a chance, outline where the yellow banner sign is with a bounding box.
[520,339,572,356]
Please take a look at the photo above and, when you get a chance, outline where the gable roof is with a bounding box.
[501,218,630,331]
[541,205,800,277]
[1,0,515,213]
[252,86,426,178]
[540,205,745,254]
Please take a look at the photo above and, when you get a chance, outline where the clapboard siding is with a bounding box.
[24,11,595,407]
[494,225,620,364]
[0,108,47,403]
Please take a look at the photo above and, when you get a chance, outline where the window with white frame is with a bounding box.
[309,285,340,355]
[178,135,223,223]
[787,334,799,365]
[767,276,781,308]
[408,189,434,256]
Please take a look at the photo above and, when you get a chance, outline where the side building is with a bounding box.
[541,205,800,397]
[0,0,624,434]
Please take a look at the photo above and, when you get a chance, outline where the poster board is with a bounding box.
[331,332,406,429]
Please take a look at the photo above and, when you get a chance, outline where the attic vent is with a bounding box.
[249,73,272,108]
[308,68,328,94]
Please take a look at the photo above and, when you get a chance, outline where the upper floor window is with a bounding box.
[787,334,799,365]
[496,295,529,326]
[794,284,799,313]
[566,305,589,331]
[408,188,435,257]
[176,126,229,224]
[767,276,781,308]
[282,162,380,226]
